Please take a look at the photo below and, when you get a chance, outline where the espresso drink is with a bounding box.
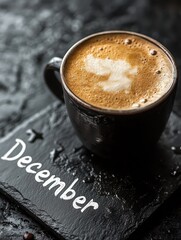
[64,33,174,110]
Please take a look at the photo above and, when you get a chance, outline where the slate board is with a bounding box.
[0,101,180,240]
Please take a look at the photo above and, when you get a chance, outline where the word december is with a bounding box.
[1,139,99,213]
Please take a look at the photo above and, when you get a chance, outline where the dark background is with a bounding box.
[0,0,180,239]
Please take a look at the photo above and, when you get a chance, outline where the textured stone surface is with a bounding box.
[0,102,180,240]
[0,0,181,239]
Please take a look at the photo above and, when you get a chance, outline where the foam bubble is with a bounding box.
[125,39,132,44]
[132,103,140,108]
[139,98,147,103]
[150,49,157,55]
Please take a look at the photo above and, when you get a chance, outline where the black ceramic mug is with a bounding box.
[44,31,177,159]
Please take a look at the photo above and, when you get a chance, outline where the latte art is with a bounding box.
[84,54,138,92]
[64,33,174,110]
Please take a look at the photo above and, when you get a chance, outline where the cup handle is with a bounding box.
[44,57,64,101]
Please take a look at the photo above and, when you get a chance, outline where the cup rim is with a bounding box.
[60,30,178,115]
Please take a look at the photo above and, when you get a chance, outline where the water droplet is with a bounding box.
[150,49,157,55]
[139,98,147,103]
[171,170,177,176]
[105,207,112,214]
[96,137,102,143]
[50,144,64,163]
[115,194,121,200]
[50,149,59,162]
[83,176,94,183]
[132,103,140,108]
[57,145,64,152]
[173,129,181,134]
[26,129,43,143]
[125,38,132,44]
[171,146,181,154]
[73,146,82,153]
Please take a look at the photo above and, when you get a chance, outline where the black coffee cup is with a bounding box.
[44,31,177,159]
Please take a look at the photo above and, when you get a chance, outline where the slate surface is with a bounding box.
[0,102,181,240]
[0,0,181,239]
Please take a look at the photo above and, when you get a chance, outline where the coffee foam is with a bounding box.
[64,33,174,110]
[84,54,138,92]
